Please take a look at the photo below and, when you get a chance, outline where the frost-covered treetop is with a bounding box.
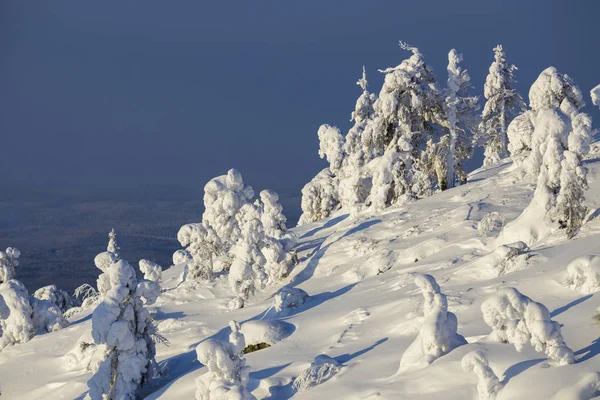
[351,66,376,124]
[592,84,600,109]
[528,67,584,114]
[317,124,345,173]
[447,49,467,93]
[483,45,516,100]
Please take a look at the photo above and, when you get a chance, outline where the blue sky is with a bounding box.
[1,1,599,199]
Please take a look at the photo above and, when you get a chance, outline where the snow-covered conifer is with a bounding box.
[461,350,503,400]
[33,284,77,313]
[228,219,267,309]
[507,110,536,165]
[177,223,220,281]
[0,295,9,337]
[481,287,574,365]
[317,124,345,175]
[564,255,600,294]
[195,321,256,400]
[107,228,120,259]
[477,45,526,166]
[367,42,445,205]
[139,259,163,283]
[444,49,479,188]
[0,247,20,284]
[503,67,593,243]
[399,274,466,372]
[87,259,160,400]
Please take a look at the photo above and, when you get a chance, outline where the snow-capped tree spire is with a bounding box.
[445,49,479,189]
[107,228,120,260]
[357,65,368,93]
[478,45,526,166]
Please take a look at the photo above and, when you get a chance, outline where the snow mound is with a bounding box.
[564,255,600,294]
[292,354,342,392]
[273,286,309,316]
[239,320,295,346]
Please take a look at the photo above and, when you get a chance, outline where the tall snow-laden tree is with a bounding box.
[87,259,160,400]
[298,168,341,225]
[478,45,526,166]
[339,67,379,210]
[501,67,593,243]
[0,247,20,284]
[107,228,120,260]
[367,41,445,206]
[444,49,479,189]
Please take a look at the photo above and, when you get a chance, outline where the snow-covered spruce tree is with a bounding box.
[477,45,526,166]
[399,274,466,372]
[107,228,120,260]
[33,284,77,313]
[87,259,160,400]
[177,223,220,281]
[502,67,593,242]
[367,42,445,207]
[0,247,20,284]
[338,67,379,209]
[195,320,256,400]
[0,295,9,337]
[444,49,479,189]
[481,287,574,365]
[461,350,503,400]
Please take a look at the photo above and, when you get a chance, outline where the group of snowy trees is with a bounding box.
[176,168,297,309]
[300,42,507,223]
[300,42,597,243]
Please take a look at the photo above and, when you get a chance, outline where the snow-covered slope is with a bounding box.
[4,150,600,399]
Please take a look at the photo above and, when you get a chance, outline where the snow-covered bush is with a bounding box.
[461,350,503,400]
[0,247,20,283]
[273,286,309,316]
[481,287,574,365]
[564,255,600,294]
[477,45,526,166]
[259,189,287,239]
[299,168,341,225]
[139,259,162,283]
[87,259,161,400]
[292,354,342,392]
[33,284,77,313]
[477,212,506,237]
[399,274,466,372]
[489,241,530,277]
[444,49,479,188]
[30,296,69,333]
[195,321,256,400]
[107,228,120,259]
[317,124,345,174]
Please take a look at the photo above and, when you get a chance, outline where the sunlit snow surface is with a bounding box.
[4,149,600,399]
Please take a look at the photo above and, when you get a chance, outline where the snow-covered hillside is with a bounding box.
[3,149,600,399]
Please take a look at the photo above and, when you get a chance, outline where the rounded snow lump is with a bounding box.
[240,320,295,346]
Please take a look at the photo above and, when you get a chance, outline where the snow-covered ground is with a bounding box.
[4,149,600,399]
